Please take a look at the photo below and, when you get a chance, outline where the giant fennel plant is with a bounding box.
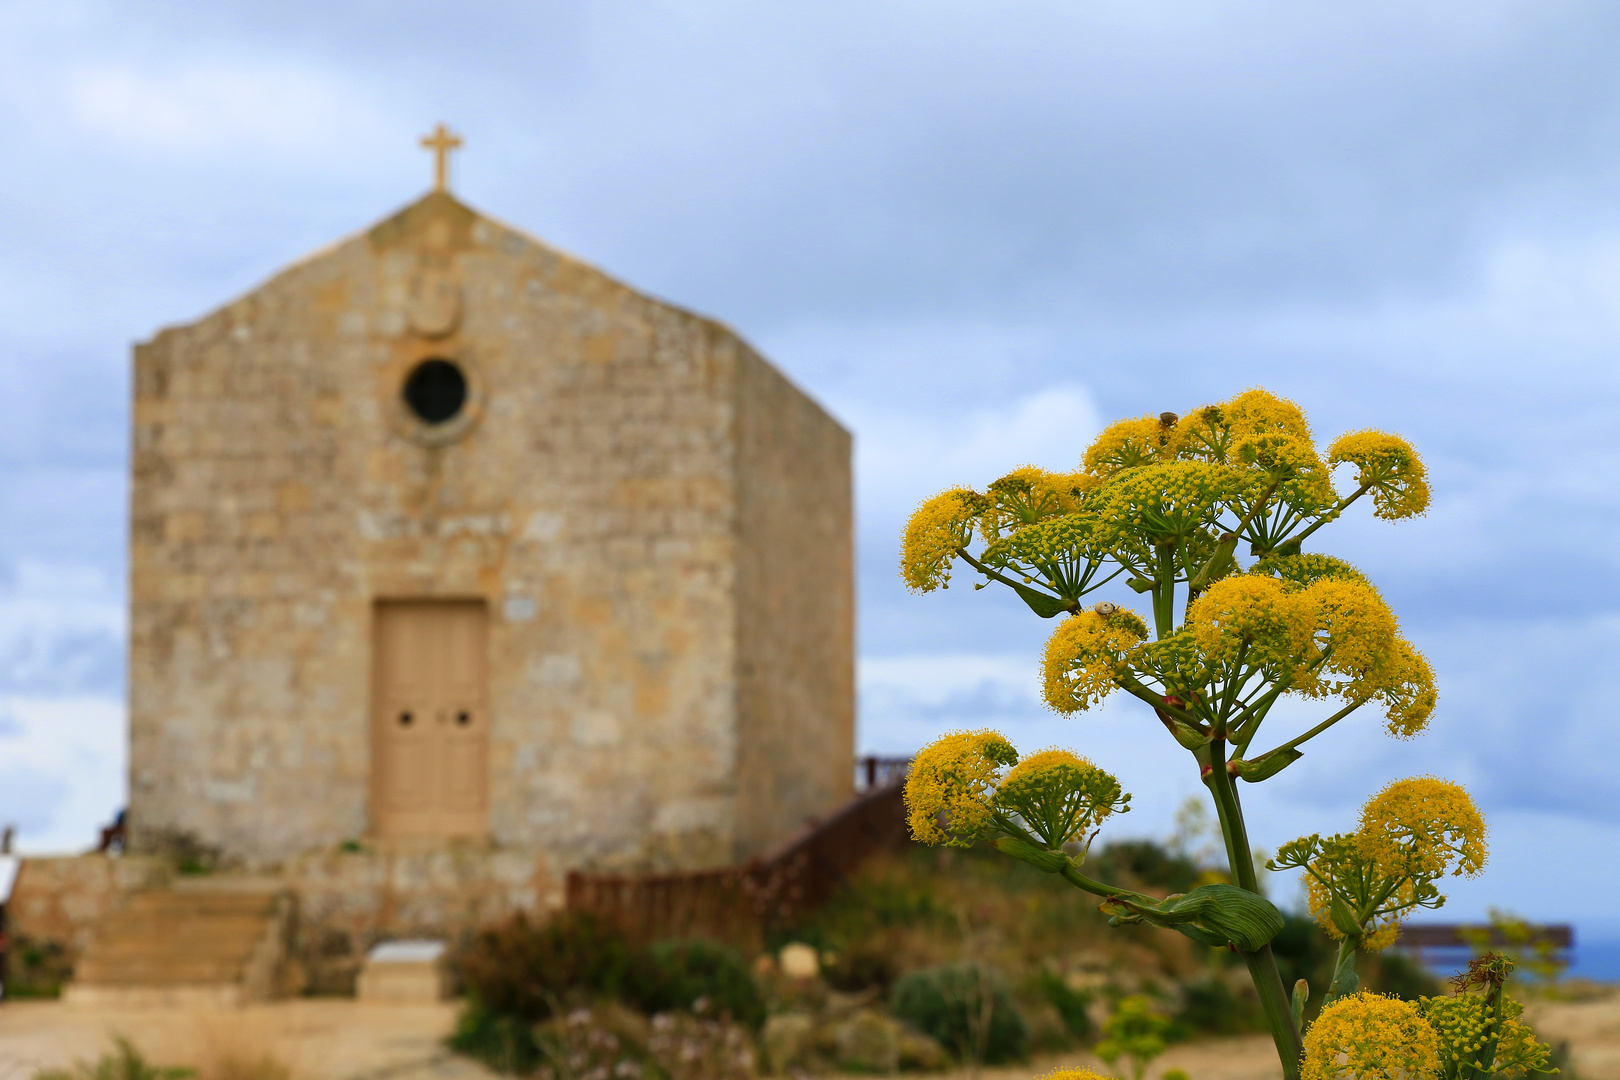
[898,389,1547,1080]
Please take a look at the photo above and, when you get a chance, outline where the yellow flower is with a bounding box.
[1083,415,1178,477]
[1302,993,1441,1080]
[1176,387,1314,464]
[1035,1071,1113,1080]
[1297,577,1400,694]
[1328,430,1431,520]
[1357,777,1487,881]
[904,729,1019,847]
[1042,608,1149,713]
[995,748,1129,848]
[980,466,1095,539]
[1375,641,1438,738]
[1185,574,1314,680]
[1087,460,1249,551]
[1223,387,1314,441]
[901,487,981,592]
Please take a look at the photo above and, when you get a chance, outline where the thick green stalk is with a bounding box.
[1245,944,1302,1080]
[1152,546,1176,638]
[1471,967,1507,1080]
[1202,740,1303,1079]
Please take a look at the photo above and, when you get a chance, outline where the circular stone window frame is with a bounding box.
[389,350,486,448]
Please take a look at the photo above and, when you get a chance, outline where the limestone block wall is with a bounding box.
[733,353,854,855]
[7,856,169,960]
[129,193,852,872]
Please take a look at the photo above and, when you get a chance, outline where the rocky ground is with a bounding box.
[0,991,1613,1080]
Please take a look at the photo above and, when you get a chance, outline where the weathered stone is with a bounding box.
[832,1008,901,1072]
[762,1011,816,1074]
[779,941,820,980]
[897,1027,949,1071]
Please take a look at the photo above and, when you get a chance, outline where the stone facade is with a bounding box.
[129,191,853,872]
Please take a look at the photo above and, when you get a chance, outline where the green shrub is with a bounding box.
[458,910,633,1022]
[1096,995,1169,1080]
[1172,974,1264,1036]
[822,947,896,993]
[628,939,765,1029]
[1034,970,1092,1041]
[1088,841,1199,894]
[1365,948,1441,1001]
[446,1000,544,1075]
[890,963,1027,1065]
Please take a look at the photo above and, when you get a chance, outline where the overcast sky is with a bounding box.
[2,1,1618,945]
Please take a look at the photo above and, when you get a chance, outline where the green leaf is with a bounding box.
[1012,582,1072,618]
[1329,894,1363,938]
[989,834,1069,874]
[1233,747,1303,783]
[1147,884,1286,952]
[1126,577,1156,594]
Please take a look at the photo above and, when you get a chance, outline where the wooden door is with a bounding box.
[371,600,489,838]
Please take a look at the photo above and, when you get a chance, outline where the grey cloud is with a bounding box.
[0,0,1617,851]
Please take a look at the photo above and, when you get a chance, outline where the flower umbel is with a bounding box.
[1042,608,1149,713]
[1357,777,1487,881]
[1328,430,1431,520]
[1419,990,1552,1080]
[1083,415,1178,477]
[1273,778,1487,954]
[994,749,1129,849]
[903,730,1018,847]
[1302,992,1441,1080]
[901,488,981,592]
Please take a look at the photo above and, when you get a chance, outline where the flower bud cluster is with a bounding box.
[1274,778,1487,952]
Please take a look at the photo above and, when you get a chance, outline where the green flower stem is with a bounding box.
[1189,477,1279,591]
[1152,546,1176,638]
[1244,944,1303,1080]
[1325,936,1360,1004]
[1249,696,1365,761]
[1202,739,1304,1080]
[1286,482,1371,549]
[1201,739,1257,892]
[956,548,1068,606]
[1468,966,1507,1080]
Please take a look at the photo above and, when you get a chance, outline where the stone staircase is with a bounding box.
[64,881,292,1006]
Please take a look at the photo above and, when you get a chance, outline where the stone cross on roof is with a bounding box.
[419,124,463,192]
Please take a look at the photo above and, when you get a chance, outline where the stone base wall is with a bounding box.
[8,847,560,996]
[7,855,170,960]
[283,844,559,993]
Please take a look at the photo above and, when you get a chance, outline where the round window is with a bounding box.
[402,358,467,424]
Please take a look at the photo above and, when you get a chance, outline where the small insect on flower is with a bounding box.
[1042,608,1149,714]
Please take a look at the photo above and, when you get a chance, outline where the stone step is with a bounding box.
[67,886,290,1002]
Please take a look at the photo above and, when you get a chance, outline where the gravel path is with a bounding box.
[0,994,1612,1080]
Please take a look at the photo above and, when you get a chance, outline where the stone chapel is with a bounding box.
[125,145,854,877]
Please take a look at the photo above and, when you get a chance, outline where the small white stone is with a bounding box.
[778,941,819,980]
